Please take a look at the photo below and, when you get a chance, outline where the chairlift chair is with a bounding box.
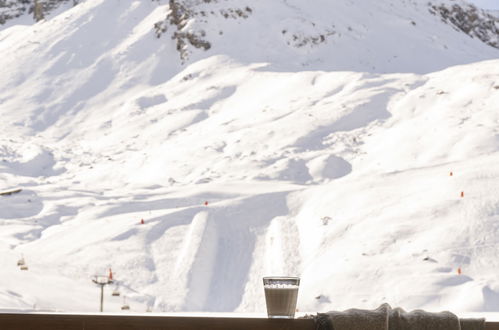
[17,255,25,266]
[121,296,130,310]
[112,285,120,297]
[20,265,28,271]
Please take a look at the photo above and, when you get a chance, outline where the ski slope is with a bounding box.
[0,0,498,314]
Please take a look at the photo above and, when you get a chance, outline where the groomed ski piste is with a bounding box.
[0,0,498,314]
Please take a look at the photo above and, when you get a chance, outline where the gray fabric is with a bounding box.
[324,304,389,330]
[389,306,460,330]
[315,313,333,330]
[460,318,486,330]
[314,303,485,330]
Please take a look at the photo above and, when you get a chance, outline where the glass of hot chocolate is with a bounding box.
[263,276,300,319]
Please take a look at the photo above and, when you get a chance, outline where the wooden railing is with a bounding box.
[0,313,498,330]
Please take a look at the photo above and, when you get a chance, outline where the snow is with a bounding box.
[0,0,498,316]
[470,0,499,10]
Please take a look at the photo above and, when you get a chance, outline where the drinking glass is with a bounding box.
[263,276,300,319]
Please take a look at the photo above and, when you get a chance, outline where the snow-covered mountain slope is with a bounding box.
[0,0,498,314]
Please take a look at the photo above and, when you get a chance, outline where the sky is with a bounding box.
[469,0,499,9]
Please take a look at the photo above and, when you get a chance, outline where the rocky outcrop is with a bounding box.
[154,0,212,61]
[429,2,499,49]
[0,0,30,24]
[0,0,78,25]
[154,0,252,61]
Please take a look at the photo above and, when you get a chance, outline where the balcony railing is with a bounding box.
[0,313,499,330]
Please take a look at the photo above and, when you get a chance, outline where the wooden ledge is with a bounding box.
[0,313,497,330]
[0,313,311,330]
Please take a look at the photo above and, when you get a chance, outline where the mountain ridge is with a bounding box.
[1,0,498,64]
